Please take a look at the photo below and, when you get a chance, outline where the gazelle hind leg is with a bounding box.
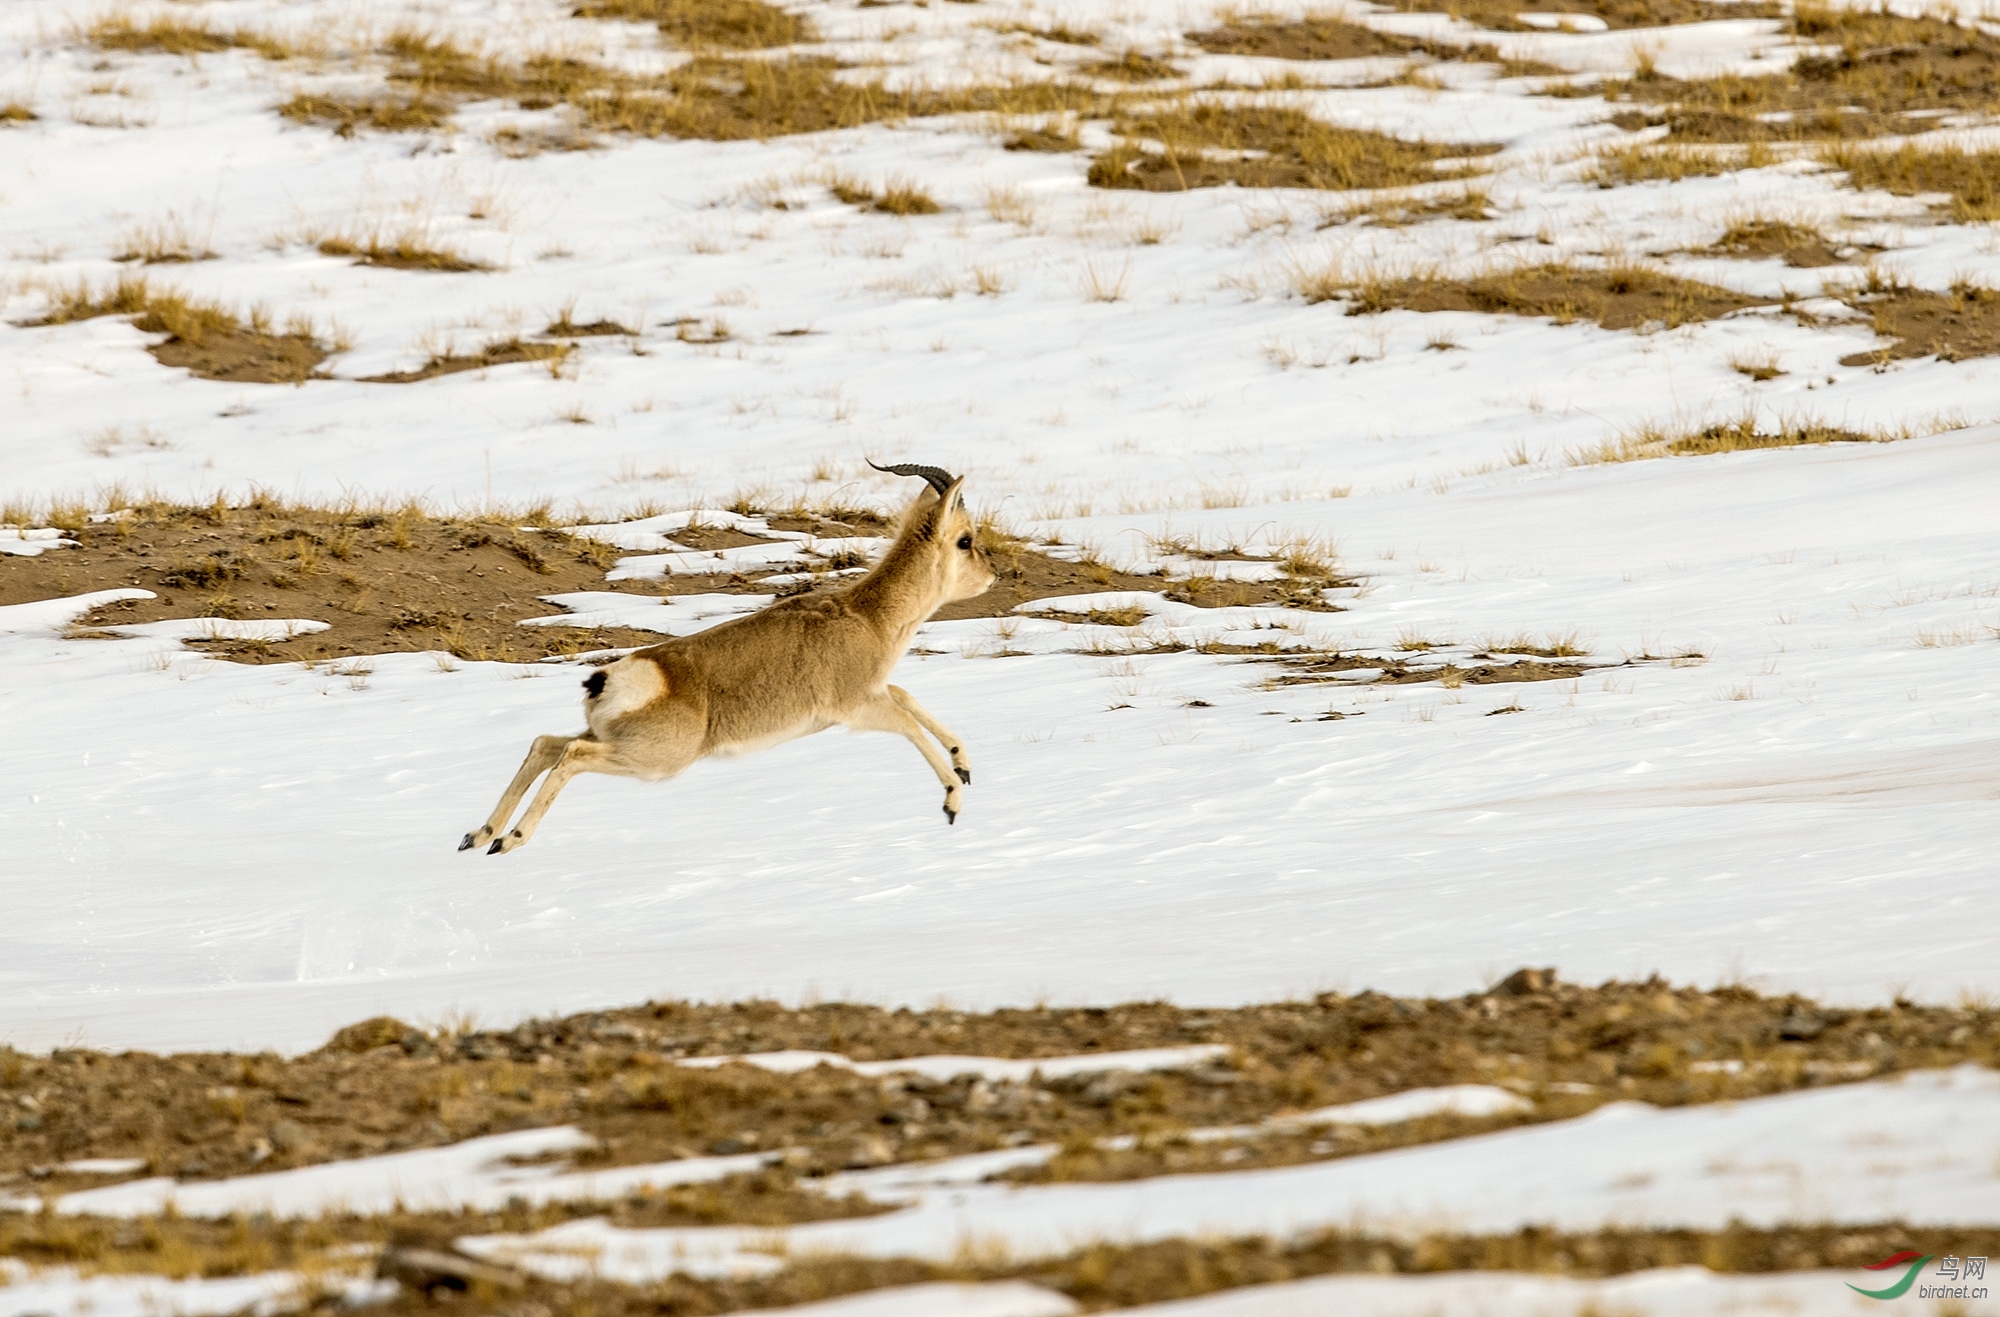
[488,738,637,854]
[886,684,971,785]
[462,734,574,851]
[848,692,964,823]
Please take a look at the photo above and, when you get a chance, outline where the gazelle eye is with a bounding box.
[956,534,973,550]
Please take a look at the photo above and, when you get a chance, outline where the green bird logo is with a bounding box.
[1848,1251,1934,1300]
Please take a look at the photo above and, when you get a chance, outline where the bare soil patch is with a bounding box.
[4,978,1992,1198]
[1833,278,2000,365]
[951,532,1352,620]
[1090,104,1496,192]
[1320,187,1493,227]
[1385,0,1782,31]
[20,276,327,384]
[545,314,636,337]
[316,235,490,272]
[360,338,570,383]
[1342,261,1768,329]
[1263,653,1596,686]
[1189,16,1425,60]
[1698,217,1843,267]
[1003,126,1081,152]
[1604,6,2000,142]
[2,501,662,666]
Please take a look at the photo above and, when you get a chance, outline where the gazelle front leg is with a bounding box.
[886,684,971,786]
[462,734,575,852]
[488,738,631,853]
[848,691,965,823]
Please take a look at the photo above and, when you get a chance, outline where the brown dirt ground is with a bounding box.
[1698,218,1844,267]
[1385,0,1783,32]
[148,327,326,384]
[1188,17,1425,60]
[1832,281,2000,365]
[17,278,331,385]
[0,502,1352,666]
[1345,262,1770,329]
[359,339,570,384]
[4,978,1993,1196]
[7,1211,1994,1311]
[1604,7,2000,142]
[1263,654,1596,687]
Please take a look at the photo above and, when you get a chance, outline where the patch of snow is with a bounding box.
[5,1127,770,1219]
[1274,1084,1532,1127]
[1104,1266,1982,1316]
[461,1068,2000,1280]
[0,589,152,634]
[735,1283,1078,1317]
[59,1157,149,1175]
[0,528,73,557]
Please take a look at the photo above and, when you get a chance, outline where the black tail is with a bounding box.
[583,670,607,698]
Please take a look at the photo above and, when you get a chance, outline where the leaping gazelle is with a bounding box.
[461,462,995,854]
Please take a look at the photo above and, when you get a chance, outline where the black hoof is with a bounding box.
[459,833,477,852]
[955,767,972,785]
[943,804,958,825]
[487,838,504,854]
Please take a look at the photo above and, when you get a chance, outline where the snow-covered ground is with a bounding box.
[2,0,1998,1054]
[4,0,2000,1307]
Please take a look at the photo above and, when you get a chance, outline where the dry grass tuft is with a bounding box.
[25,276,325,383]
[1090,103,1495,192]
[1727,348,1784,380]
[1319,187,1492,228]
[277,91,452,137]
[827,174,941,215]
[573,0,813,49]
[1342,260,1768,330]
[2,101,39,123]
[546,311,635,337]
[1584,140,1777,186]
[1821,142,2000,222]
[113,214,217,265]
[1086,50,1181,82]
[316,232,491,272]
[1573,414,1894,463]
[991,20,1101,45]
[1004,125,1081,152]
[87,14,296,60]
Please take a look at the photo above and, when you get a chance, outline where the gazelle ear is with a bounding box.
[941,476,966,513]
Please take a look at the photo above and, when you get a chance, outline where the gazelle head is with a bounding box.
[871,460,995,605]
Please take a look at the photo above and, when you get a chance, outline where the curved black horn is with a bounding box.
[868,460,957,497]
